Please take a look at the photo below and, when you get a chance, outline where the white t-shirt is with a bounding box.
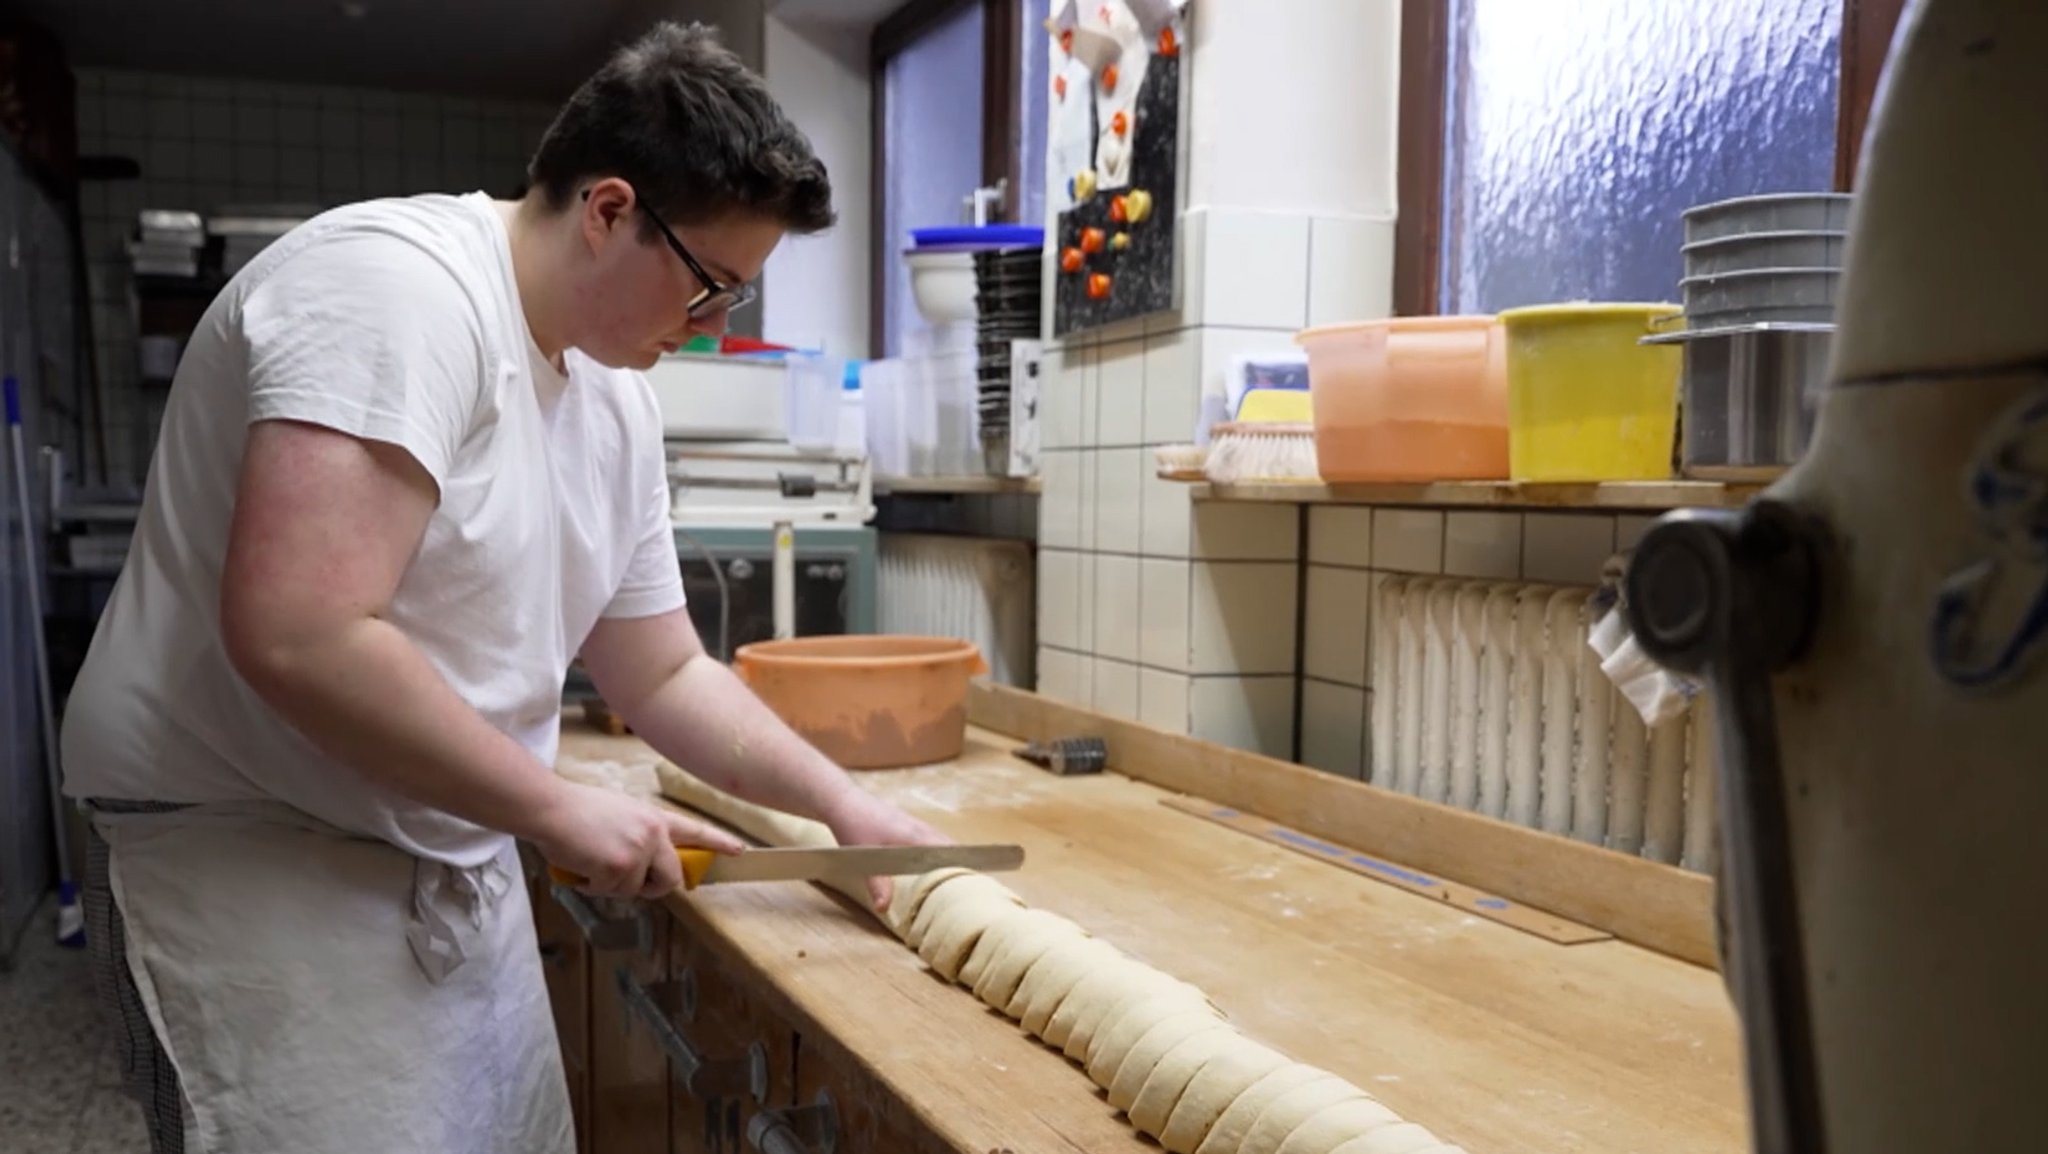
[61,192,685,868]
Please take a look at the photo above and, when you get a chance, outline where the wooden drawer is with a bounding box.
[785,1038,942,1154]
[668,914,800,1154]
[532,880,592,1153]
[574,893,671,1154]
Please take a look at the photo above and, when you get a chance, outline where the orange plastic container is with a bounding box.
[1294,316,1510,482]
[732,635,989,769]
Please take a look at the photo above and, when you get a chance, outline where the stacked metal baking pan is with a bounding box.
[973,245,1045,473]
[1650,192,1850,479]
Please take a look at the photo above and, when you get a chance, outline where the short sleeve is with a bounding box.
[602,380,686,620]
[238,229,491,489]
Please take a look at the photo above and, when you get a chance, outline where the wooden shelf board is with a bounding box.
[1187,478,1769,510]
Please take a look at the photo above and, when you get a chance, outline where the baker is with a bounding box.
[58,22,942,1154]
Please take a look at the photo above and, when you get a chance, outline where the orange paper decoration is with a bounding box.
[1110,195,1128,223]
[1159,27,1179,56]
[1102,64,1120,92]
[1060,246,1085,273]
[1080,227,1106,254]
[1088,273,1112,300]
[1054,75,1067,100]
[1060,29,1074,53]
[1112,110,1130,137]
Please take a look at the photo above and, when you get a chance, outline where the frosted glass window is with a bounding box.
[1017,0,1053,230]
[1441,0,1843,314]
[881,2,986,356]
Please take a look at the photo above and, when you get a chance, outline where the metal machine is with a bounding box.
[645,351,877,645]
[1624,2,2047,1151]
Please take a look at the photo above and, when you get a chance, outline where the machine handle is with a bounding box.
[747,1091,837,1154]
[549,848,720,891]
[1624,500,1826,1154]
[550,884,651,952]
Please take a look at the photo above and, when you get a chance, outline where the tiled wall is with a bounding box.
[1034,206,1395,757]
[1295,506,1660,779]
[74,69,560,482]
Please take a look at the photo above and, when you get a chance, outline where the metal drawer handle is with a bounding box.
[747,1090,837,1154]
[615,968,768,1104]
[550,884,650,952]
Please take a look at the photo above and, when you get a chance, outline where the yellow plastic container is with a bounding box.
[1498,303,1683,481]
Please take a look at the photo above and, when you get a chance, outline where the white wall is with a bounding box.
[761,12,873,358]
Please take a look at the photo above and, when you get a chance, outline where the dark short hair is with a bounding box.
[528,21,835,236]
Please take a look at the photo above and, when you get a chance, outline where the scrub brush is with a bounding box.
[1202,421,1320,485]
[1153,443,1208,480]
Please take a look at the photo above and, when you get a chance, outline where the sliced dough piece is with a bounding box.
[1224,1075,1372,1154]
[1271,1097,1406,1154]
[1062,967,1212,1061]
[1189,1065,1337,1154]
[1091,1006,1228,1098]
[887,867,972,940]
[972,911,1089,1010]
[1306,1121,1442,1154]
[1109,1018,1237,1115]
[920,886,1028,979]
[1045,958,1165,1052]
[907,872,1012,950]
[1127,1029,1267,1140]
[958,905,1060,989]
[1158,1043,1296,1154]
[1083,982,1218,1073]
[1013,936,1126,1030]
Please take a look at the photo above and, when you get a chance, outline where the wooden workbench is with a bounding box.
[552,690,1745,1154]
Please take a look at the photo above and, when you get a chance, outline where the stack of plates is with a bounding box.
[973,246,1045,449]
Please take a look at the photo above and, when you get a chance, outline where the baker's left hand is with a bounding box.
[821,788,951,913]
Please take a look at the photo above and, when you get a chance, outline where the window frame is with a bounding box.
[1393,0,1908,318]
[868,0,1027,356]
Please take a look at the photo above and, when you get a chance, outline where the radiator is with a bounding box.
[1369,575,1719,872]
[877,533,1036,689]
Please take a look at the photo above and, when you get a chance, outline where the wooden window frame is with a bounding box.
[1393,0,1908,318]
[868,0,1027,356]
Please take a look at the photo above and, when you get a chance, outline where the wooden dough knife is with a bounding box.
[548,843,1024,890]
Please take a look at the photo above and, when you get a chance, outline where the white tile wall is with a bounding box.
[1094,448,1145,553]
[1039,450,1086,548]
[76,69,558,481]
[1443,512,1524,579]
[1138,668,1192,733]
[1190,502,1300,561]
[1140,471,1194,557]
[1093,554,1142,662]
[1523,513,1620,585]
[1371,510,1446,574]
[1199,210,1311,330]
[1140,328,1200,446]
[1306,215,1397,328]
[1307,506,1374,567]
[1139,558,1193,671]
[1035,647,1091,705]
[1043,344,1092,449]
[1092,657,1141,721]
[1191,562,1299,675]
[1189,676,1296,759]
[1300,679,1368,778]
[1302,565,1374,688]
[1037,549,1082,650]
[1096,339,1147,447]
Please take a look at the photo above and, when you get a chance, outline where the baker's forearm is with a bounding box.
[614,653,865,826]
[228,616,565,839]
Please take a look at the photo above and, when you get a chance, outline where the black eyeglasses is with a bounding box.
[582,187,757,319]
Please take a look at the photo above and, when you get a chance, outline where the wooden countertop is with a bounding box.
[557,723,1746,1154]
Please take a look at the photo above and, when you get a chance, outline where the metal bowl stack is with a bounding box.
[1651,192,1851,480]
[973,246,1045,470]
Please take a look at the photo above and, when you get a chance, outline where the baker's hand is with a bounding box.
[820,788,951,913]
[534,780,748,900]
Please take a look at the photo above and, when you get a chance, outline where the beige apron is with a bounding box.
[93,801,574,1154]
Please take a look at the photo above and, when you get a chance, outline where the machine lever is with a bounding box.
[1624,499,1827,1154]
